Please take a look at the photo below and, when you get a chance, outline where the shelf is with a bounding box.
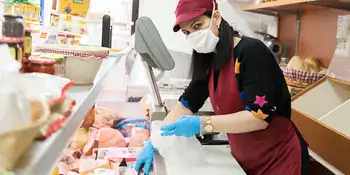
[16,56,124,175]
[241,0,350,15]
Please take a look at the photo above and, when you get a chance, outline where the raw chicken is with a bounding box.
[93,106,123,129]
[97,128,126,148]
[83,127,98,155]
[129,128,150,147]
[70,128,90,150]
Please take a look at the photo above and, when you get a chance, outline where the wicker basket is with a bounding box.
[282,68,325,89]
[34,45,110,85]
[0,102,50,170]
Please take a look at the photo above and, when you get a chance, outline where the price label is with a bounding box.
[25,22,31,28]
[65,15,72,22]
[40,32,48,38]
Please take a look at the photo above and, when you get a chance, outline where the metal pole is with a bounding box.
[295,10,301,56]
[143,61,163,107]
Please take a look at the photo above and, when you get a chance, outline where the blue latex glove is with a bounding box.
[135,139,154,175]
[160,115,200,137]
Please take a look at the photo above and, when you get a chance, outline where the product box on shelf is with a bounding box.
[291,15,350,175]
[58,0,90,18]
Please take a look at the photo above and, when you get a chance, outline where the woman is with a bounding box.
[135,0,309,174]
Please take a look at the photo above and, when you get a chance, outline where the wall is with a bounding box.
[138,0,278,54]
[279,9,350,67]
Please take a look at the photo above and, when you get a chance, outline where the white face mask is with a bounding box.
[187,2,219,54]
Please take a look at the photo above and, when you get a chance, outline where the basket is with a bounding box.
[0,101,50,170]
[35,45,110,85]
[282,68,325,89]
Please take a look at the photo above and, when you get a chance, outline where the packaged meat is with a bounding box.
[95,147,141,168]
[94,105,124,129]
[70,128,90,150]
[60,149,82,171]
[113,119,150,137]
[79,159,110,175]
[58,162,71,175]
[97,128,126,148]
[128,127,150,147]
[83,127,98,155]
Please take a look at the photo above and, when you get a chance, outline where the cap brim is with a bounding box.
[173,9,207,32]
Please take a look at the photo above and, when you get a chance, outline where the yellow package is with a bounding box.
[59,0,90,18]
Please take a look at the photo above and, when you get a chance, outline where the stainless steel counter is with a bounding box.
[153,145,246,175]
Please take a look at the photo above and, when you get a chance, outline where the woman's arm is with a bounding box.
[164,78,209,124]
[163,102,193,124]
[211,111,268,133]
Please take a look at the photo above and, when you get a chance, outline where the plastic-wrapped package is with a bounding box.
[93,105,124,129]
[150,121,207,169]
[0,72,73,106]
[113,119,150,137]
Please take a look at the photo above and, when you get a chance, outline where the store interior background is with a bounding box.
[40,2,350,174]
[2,0,349,174]
[45,0,278,98]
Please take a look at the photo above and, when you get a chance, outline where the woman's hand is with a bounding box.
[135,139,155,175]
[161,115,200,137]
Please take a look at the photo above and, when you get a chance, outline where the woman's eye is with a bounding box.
[193,24,201,30]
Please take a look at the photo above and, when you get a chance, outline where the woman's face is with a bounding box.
[179,11,222,38]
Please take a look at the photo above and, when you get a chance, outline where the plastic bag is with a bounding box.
[150,121,207,168]
[0,72,73,134]
[0,87,31,133]
[0,72,73,105]
[0,44,21,72]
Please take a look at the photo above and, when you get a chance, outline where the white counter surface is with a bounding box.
[153,145,246,175]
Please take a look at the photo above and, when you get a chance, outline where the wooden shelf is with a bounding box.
[241,0,350,15]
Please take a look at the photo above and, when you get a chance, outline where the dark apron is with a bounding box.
[208,50,309,175]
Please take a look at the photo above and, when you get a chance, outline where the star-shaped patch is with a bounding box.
[251,109,269,120]
[235,58,240,74]
[254,95,268,107]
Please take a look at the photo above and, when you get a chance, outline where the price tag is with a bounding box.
[25,22,31,28]
[65,15,72,22]
[40,32,47,38]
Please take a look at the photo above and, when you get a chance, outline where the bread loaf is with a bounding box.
[287,56,308,72]
[305,57,320,73]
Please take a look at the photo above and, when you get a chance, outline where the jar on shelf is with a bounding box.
[41,54,66,76]
[0,37,24,63]
[26,56,55,75]
[24,29,32,57]
[2,15,25,38]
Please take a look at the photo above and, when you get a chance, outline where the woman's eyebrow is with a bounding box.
[190,20,199,28]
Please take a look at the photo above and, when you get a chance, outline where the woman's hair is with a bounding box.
[189,11,239,81]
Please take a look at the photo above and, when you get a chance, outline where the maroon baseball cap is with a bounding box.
[173,0,218,32]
